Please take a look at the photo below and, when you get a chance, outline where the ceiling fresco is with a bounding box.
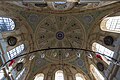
[0,1,120,80]
[34,15,86,60]
[28,14,88,79]
[14,2,119,79]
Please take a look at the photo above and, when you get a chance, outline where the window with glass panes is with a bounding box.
[55,70,64,80]
[106,16,120,31]
[101,16,120,33]
[0,69,5,80]
[7,44,24,59]
[92,42,114,60]
[0,17,15,32]
[92,42,114,64]
[90,64,104,80]
[34,73,44,80]
[75,73,85,80]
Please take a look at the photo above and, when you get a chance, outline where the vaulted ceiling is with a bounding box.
[0,1,120,80]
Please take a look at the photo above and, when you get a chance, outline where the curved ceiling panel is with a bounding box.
[34,15,86,61]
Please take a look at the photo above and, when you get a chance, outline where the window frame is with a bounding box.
[16,68,25,80]
[7,44,25,60]
[34,73,44,80]
[90,64,104,80]
[100,16,120,33]
[0,69,5,80]
[92,42,114,64]
[55,70,64,80]
[75,73,85,80]
[0,17,15,32]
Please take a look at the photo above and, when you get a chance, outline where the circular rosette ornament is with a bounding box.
[16,62,24,71]
[7,36,17,46]
[104,36,114,46]
[97,62,104,71]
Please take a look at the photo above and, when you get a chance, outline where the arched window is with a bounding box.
[0,17,15,32]
[7,44,25,59]
[75,73,85,80]
[16,68,25,80]
[0,69,4,80]
[55,70,64,80]
[92,42,114,64]
[34,73,44,80]
[90,64,104,80]
[54,2,66,4]
[101,16,120,33]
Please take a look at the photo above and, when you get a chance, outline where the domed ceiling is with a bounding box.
[13,2,119,79]
[34,15,86,61]
[0,1,120,80]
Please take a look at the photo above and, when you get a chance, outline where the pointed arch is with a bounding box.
[34,73,44,80]
[55,70,64,80]
[101,16,120,33]
[90,64,104,80]
[92,42,114,64]
[0,17,15,32]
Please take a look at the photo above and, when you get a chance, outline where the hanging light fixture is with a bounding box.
[29,55,35,60]
[86,51,93,58]
[41,53,45,58]
[52,50,57,57]
[0,47,120,71]
[76,50,81,58]
[65,52,69,57]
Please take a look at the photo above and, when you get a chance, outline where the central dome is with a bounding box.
[35,15,86,61]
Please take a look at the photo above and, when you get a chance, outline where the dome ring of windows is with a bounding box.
[7,36,17,46]
[96,62,105,72]
[103,36,114,46]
